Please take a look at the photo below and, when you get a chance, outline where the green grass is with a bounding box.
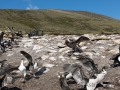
[0,9,120,35]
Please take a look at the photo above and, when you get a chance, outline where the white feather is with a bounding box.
[118,56,120,62]
[18,60,26,78]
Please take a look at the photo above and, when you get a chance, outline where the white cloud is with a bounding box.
[26,4,39,10]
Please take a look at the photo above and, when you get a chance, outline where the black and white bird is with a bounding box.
[20,51,41,77]
[110,45,120,67]
[63,64,88,87]
[18,58,27,82]
[76,55,99,77]
[86,66,109,90]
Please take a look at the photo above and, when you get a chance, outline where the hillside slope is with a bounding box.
[0,9,120,34]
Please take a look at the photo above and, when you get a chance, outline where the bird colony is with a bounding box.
[0,30,120,90]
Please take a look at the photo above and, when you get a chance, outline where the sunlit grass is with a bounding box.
[0,9,120,35]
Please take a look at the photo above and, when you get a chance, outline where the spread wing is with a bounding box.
[20,51,33,63]
[72,67,88,85]
[76,55,99,74]
[75,36,90,43]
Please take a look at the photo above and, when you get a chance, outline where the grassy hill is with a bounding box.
[0,9,120,35]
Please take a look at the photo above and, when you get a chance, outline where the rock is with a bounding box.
[41,55,49,60]
[111,39,120,44]
[58,47,71,53]
[82,52,93,59]
[30,36,41,39]
[71,56,77,60]
[24,41,33,47]
[57,43,66,48]
[7,53,14,56]
[73,52,80,56]
[81,46,88,50]
[98,46,105,49]
[49,57,56,61]
[33,45,43,50]
[48,49,57,53]
[108,48,119,54]
[101,56,106,58]
[58,55,66,61]
[92,35,110,40]
[43,63,55,68]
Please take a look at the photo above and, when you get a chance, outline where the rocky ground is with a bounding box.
[0,34,120,90]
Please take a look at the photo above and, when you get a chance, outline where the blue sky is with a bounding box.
[0,0,120,20]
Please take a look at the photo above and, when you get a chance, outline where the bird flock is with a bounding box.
[0,30,120,90]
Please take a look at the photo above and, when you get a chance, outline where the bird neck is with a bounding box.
[21,60,24,66]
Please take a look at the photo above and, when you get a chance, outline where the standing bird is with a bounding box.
[20,51,40,77]
[18,58,27,82]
